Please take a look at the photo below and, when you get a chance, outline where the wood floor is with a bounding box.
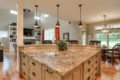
[0,52,120,80]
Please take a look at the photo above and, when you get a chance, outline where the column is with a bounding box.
[17,4,24,72]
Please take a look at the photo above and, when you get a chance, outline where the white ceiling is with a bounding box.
[0,0,120,23]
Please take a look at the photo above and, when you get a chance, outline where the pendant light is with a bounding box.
[79,4,83,28]
[56,4,60,27]
[34,5,39,28]
[101,15,110,33]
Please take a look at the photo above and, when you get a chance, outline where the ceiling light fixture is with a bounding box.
[101,15,110,33]
[56,4,60,27]
[34,5,39,28]
[79,4,83,28]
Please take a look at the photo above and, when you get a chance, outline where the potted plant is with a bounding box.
[56,40,68,51]
[10,22,17,26]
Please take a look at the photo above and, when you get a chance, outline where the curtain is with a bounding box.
[42,29,44,41]
[55,27,60,40]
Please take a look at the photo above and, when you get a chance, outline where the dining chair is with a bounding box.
[105,44,120,64]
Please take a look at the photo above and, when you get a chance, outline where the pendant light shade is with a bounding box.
[79,4,83,28]
[34,5,39,28]
[56,4,60,27]
[101,15,110,33]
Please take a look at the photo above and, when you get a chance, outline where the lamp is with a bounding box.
[78,4,83,28]
[101,15,110,33]
[34,5,39,28]
[56,4,60,27]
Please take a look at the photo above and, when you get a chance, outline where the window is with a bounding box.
[96,33,107,47]
[82,31,86,45]
[0,31,8,38]
[109,33,120,49]
[95,24,120,49]
[44,29,55,41]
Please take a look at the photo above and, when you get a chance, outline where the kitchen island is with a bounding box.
[19,45,101,80]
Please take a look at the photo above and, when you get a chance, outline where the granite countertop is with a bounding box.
[21,48,100,76]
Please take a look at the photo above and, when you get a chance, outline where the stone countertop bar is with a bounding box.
[21,45,100,76]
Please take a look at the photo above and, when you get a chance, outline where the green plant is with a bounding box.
[56,40,68,51]
[10,22,17,26]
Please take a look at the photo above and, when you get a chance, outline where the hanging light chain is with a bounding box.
[35,5,38,22]
[56,4,60,26]
[34,5,39,27]
[104,15,107,26]
[79,4,82,26]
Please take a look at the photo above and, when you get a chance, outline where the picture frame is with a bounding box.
[63,32,69,42]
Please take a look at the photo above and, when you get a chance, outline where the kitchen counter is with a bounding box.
[19,45,101,80]
[22,49,99,76]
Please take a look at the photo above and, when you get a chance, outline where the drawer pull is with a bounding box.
[88,68,91,72]
[32,72,36,77]
[32,62,36,66]
[96,61,98,64]
[88,76,90,80]
[95,73,98,77]
[96,55,98,58]
[23,55,25,58]
[46,69,53,74]
[23,72,26,75]
[23,63,26,66]
[95,67,97,70]
[88,61,91,64]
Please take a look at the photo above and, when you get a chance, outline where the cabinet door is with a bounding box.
[30,58,41,80]
[42,66,61,80]
[44,70,56,80]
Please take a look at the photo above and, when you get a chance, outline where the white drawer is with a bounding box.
[42,66,61,80]
[84,74,93,80]
[84,58,93,69]
[84,67,93,74]
[22,60,28,68]
[30,58,41,70]
[21,69,29,80]
[22,62,29,74]
[93,70,99,80]
[93,57,99,67]
[30,67,41,80]
[94,54,99,61]
[21,54,29,63]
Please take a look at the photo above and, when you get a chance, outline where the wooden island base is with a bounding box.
[19,45,101,80]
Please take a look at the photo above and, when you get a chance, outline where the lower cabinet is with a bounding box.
[84,53,100,80]
[42,65,83,80]
[21,54,30,80]
[20,53,100,80]
[29,58,42,80]
[42,65,62,80]
[63,66,83,80]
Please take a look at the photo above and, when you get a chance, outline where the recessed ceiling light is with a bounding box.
[10,10,17,15]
